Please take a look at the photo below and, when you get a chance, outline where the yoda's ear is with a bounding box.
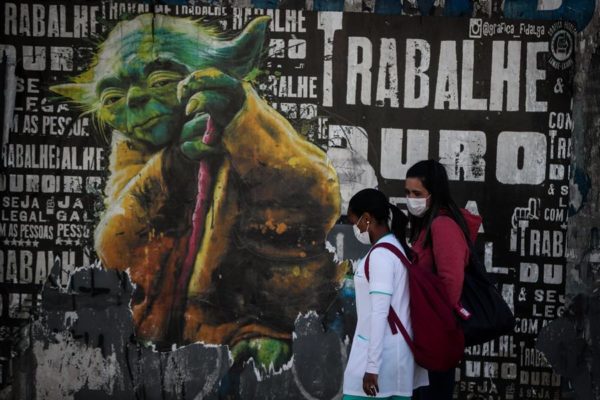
[225,16,270,78]
[49,82,94,103]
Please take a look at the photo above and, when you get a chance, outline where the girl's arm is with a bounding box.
[431,216,469,305]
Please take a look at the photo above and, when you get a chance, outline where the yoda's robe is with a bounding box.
[95,84,342,346]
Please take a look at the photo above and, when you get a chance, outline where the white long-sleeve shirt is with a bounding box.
[343,234,428,397]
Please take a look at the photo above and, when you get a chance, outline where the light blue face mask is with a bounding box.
[353,215,371,245]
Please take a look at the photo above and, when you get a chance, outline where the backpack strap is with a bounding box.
[365,242,412,280]
[364,243,417,354]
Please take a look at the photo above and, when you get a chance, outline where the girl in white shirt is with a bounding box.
[343,189,428,399]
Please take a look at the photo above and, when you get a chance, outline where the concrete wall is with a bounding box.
[1,0,599,399]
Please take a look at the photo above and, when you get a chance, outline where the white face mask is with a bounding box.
[353,215,371,245]
[406,196,430,217]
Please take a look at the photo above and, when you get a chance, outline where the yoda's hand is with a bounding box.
[176,68,245,160]
[177,67,245,129]
[177,113,225,161]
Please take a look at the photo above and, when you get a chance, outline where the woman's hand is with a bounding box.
[363,372,379,397]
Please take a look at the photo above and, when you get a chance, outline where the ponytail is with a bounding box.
[389,202,412,259]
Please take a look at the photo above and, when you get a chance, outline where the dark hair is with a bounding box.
[348,188,411,255]
[406,159,470,247]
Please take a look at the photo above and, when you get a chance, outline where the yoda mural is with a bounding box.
[51,14,342,367]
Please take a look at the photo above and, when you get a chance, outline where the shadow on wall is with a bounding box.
[537,292,600,400]
[537,9,600,400]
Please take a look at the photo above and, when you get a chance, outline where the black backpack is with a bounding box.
[457,245,516,346]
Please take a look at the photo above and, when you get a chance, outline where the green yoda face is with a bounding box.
[96,57,187,146]
[52,14,269,148]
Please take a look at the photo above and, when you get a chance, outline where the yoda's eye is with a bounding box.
[150,79,174,88]
[148,71,184,89]
[103,96,121,105]
[100,88,125,106]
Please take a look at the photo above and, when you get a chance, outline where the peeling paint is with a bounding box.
[33,328,121,399]
[569,167,592,216]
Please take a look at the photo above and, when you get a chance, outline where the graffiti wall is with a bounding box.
[0,1,582,399]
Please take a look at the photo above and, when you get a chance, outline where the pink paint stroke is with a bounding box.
[176,116,220,303]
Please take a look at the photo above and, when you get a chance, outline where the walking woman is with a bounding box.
[343,188,428,399]
[405,160,482,400]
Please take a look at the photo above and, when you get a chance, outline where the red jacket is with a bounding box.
[411,209,482,306]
